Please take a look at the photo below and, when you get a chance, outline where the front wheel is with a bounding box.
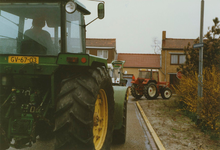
[54,67,114,150]
[161,88,172,99]
[112,89,128,144]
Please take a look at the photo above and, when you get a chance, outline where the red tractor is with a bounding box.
[131,69,172,100]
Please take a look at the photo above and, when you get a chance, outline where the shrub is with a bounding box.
[174,66,220,134]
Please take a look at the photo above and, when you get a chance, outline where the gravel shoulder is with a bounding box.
[137,95,220,150]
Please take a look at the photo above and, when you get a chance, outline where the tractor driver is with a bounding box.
[24,17,54,54]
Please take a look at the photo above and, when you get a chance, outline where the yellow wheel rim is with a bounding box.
[93,89,108,150]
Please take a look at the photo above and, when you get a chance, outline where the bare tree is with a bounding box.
[151,37,161,54]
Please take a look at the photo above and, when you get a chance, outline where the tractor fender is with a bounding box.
[113,86,128,130]
[142,79,150,84]
[143,79,156,85]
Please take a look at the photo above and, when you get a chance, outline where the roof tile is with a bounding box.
[162,38,195,49]
[86,38,116,47]
[118,53,160,68]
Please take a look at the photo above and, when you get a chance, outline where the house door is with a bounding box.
[170,74,179,90]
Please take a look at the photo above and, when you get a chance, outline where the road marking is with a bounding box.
[136,102,166,150]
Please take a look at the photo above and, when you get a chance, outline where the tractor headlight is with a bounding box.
[65,1,77,13]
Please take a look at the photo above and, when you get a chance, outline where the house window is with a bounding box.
[171,54,186,65]
[179,55,186,64]
[97,50,108,59]
[86,50,90,54]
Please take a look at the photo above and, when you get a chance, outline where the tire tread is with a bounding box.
[54,67,114,150]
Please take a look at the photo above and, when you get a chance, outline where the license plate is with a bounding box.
[8,56,39,64]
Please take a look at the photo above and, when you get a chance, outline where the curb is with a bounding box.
[136,101,166,150]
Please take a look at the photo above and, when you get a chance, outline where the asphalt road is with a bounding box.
[112,95,152,150]
[9,95,154,150]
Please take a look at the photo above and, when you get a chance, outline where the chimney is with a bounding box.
[162,31,166,40]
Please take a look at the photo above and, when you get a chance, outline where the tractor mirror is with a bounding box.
[98,3,104,19]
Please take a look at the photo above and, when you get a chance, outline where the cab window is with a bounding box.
[0,3,61,55]
[66,10,83,53]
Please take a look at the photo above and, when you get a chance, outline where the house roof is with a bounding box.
[161,31,196,50]
[118,53,160,68]
[86,38,116,48]
[162,38,195,50]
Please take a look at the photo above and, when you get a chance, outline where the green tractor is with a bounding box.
[0,0,128,149]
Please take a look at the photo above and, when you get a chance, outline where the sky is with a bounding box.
[80,0,220,54]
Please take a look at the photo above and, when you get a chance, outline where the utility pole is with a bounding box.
[197,0,204,122]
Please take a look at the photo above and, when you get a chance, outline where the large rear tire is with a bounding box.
[144,82,158,100]
[112,89,128,144]
[131,84,143,99]
[54,67,114,150]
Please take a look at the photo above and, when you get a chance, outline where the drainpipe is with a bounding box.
[159,51,167,82]
[162,31,167,82]
[165,50,167,81]
[159,54,166,79]
[160,69,166,78]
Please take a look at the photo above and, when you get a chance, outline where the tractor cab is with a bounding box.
[0,0,103,57]
[138,69,159,82]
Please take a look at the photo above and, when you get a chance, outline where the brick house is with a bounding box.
[86,38,117,63]
[161,31,195,87]
[117,53,161,83]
